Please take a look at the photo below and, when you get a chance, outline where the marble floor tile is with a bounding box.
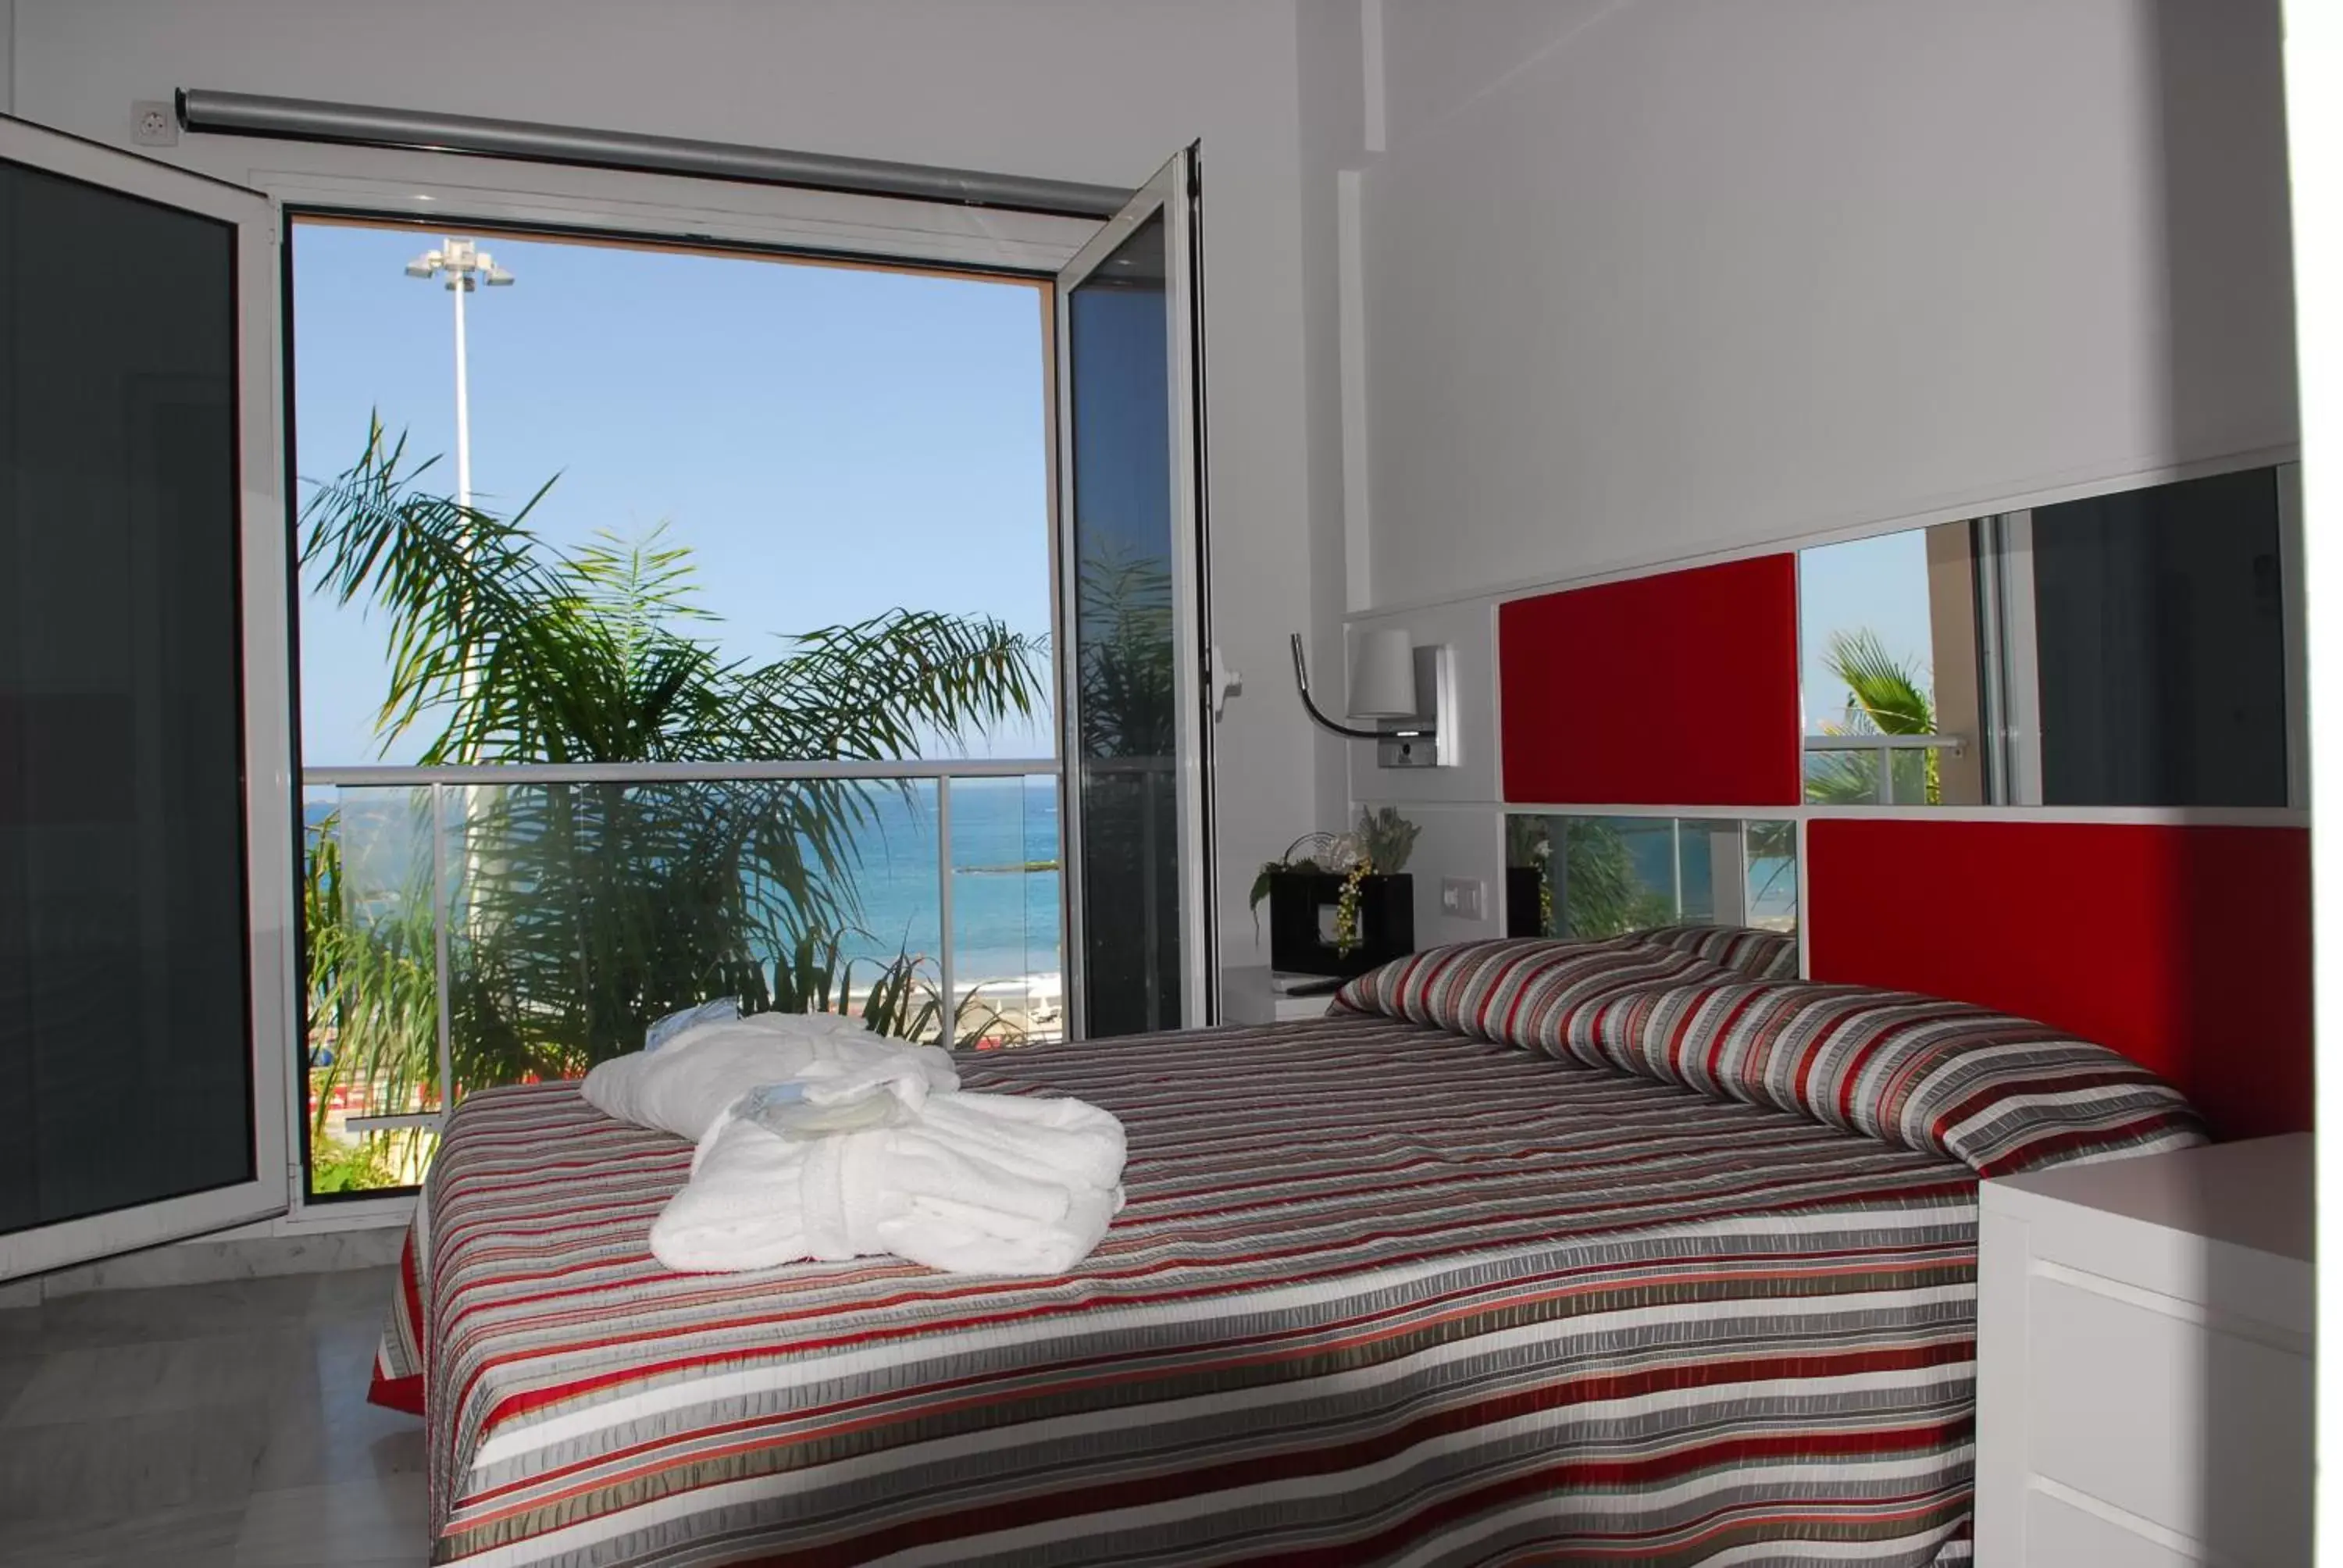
[0,1499,246,1567]
[0,1273,323,1353]
[5,1325,316,1425]
[0,1400,275,1520]
[0,1352,38,1417]
[251,1375,427,1490]
[307,1263,401,1324]
[0,1267,430,1564]
[234,1474,430,1567]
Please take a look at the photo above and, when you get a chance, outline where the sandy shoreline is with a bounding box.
[840,970,1065,1046]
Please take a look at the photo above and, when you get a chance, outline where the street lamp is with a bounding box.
[404,237,515,515]
[405,239,514,785]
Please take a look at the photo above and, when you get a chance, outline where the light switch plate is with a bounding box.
[1439,877,1485,921]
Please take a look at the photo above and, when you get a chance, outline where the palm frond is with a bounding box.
[1822,627,1935,736]
[298,419,1057,1110]
[746,609,1047,761]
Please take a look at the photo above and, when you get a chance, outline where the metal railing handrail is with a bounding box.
[1799,734,1966,752]
[304,757,1058,786]
[1800,733,1965,806]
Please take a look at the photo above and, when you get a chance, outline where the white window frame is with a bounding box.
[0,118,296,1277]
[177,141,1101,277]
[234,143,1104,1228]
[1051,148,1216,1036]
[1977,509,2046,807]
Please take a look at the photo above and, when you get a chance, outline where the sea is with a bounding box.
[833,775,1062,989]
[306,774,1062,994]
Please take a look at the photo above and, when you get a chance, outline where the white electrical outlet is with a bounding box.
[1439,877,1486,921]
[133,101,179,148]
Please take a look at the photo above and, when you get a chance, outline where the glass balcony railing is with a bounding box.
[1801,734,1965,806]
[299,761,1062,1198]
[1504,814,1799,940]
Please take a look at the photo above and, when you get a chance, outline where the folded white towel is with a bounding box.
[582,1012,957,1142]
[649,1084,1126,1278]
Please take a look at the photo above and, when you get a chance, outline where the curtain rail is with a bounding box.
[177,90,1132,219]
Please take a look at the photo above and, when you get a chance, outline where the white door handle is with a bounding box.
[1209,643,1243,719]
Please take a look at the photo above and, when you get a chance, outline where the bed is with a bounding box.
[372,932,2204,1566]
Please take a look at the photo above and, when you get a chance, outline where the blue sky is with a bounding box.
[1797,529,1935,731]
[291,221,1054,764]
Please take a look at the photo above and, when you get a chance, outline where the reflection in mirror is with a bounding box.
[1797,465,2293,808]
[1797,526,1981,806]
[1503,815,1797,940]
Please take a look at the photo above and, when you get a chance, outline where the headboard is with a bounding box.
[1806,818,2309,1140]
[1500,555,1800,806]
[1493,547,2311,1141]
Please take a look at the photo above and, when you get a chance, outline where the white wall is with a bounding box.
[7,0,1321,967]
[2280,0,2343,1538]
[1295,0,1370,837]
[1360,0,2296,612]
[1339,0,2299,939]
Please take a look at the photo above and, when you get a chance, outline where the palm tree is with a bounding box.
[301,422,1047,1119]
[1806,628,1939,806]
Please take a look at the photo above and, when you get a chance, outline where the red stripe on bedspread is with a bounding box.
[367,1229,426,1416]
[390,1014,1987,1565]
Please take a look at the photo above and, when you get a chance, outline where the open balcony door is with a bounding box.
[0,117,293,1278]
[1056,148,1216,1038]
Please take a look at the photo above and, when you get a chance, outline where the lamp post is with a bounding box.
[405,239,514,884]
[403,237,515,517]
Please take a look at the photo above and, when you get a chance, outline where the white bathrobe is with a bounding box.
[649,1082,1127,1278]
[581,1011,958,1142]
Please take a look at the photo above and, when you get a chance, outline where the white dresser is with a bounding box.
[1975,1133,2313,1566]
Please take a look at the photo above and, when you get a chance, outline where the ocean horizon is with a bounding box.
[306,772,1063,995]
[829,775,1061,988]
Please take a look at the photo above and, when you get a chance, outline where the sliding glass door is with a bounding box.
[0,117,291,1277]
[1056,148,1214,1037]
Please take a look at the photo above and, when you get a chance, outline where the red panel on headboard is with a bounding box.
[1500,555,1800,805]
[1806,818,2311,1141]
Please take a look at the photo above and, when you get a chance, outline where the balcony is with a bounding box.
[300,759,1061,1196]
[1802,733,1967,807]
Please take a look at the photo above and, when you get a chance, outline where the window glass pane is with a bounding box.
[949,775,1065,1049]
[1505,816,1798,940]
[1,158,253,1234]
[1745,821,1799,928]
[1067,212,1181,1037]
[2031,468,2288,807]
[1797,525,1983,805]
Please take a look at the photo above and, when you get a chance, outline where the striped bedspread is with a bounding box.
[376,1010,1981,1566]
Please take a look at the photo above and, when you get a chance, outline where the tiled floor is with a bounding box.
[0,1267,426,1566]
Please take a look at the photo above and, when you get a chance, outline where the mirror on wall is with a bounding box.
[1503,814,1797,940]
[1796,464,2295,808]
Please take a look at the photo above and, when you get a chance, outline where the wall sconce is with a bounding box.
[1289,628,1454,768]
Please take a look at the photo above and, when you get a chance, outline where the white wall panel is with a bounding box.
[1361,0,2296,611]
[1349,802,1503,951]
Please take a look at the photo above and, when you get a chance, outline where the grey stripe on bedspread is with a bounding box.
[390,1010,1981,1566]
